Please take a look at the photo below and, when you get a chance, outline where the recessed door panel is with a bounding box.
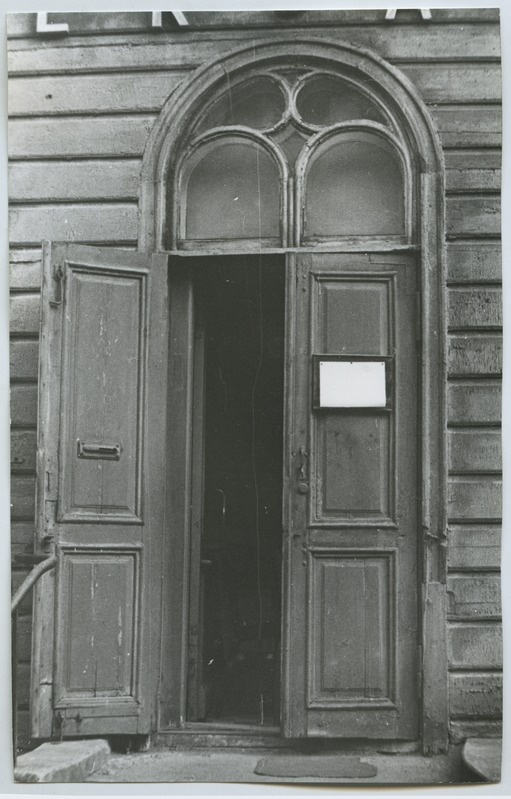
[283,252,418,740]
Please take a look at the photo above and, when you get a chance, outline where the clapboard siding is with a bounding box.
[11,430,37,473]
[8,71,186,116]
[448,335,502,377]
[10,339,39,380]
[10,384,38,427]
[14,615,33,662]
[8,116,156,159]
[450,720,502,740]
[10,294,40,335]
[8,63,500,119]
[11,475,36,521]
[447,574,501,619]
[446,168,501,193]
[11,521,35,553]
[446,241,501,284]
[446,196,501,238]
[9,203,138,246]
[449,673,502,718]
[448,430,501,474]
[9,159,142,202]
[10,254,42,291]
[448,526,501,571]
[432,107,501,149]
[448,382,501,426]
[447,287,502,329]
[448,623,502,670]
[6,27,502,75]
[448,477,501,522]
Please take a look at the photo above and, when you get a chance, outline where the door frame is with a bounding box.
[138,38,448,753]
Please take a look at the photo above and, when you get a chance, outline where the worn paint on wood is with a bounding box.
[448,382,501,426]
[11,475,36,520]
[448,430,501,473]
[8,116,156,159]
[10,339,39,380]
[450,719,502,742]
[448,622,502,669]
[446,241,501,284]
[11,429,37,473]
[446,197,501,238]
[448,335,502,376]
[11,384,38,426]
[8,71,185,116]
[431,107,501,149]
[448,526,501,571]
[447,573,501,619]
[449,673,502,719]
[10,294,40,335]
[9,203,138,246]
[448,477,501,522]
[399,63,501,103]
[448,287,502,330]
[9,159,142,202]
[446,168,501,194]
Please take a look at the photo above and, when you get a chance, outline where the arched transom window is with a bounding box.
[171,68,414,250]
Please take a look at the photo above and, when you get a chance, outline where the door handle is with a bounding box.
[296,446,309,494]
[77,440,121,460]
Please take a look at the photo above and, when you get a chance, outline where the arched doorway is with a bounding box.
[140,41,447,747]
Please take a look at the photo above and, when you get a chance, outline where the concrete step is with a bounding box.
[14,739,110,783]
[462,738,502,783]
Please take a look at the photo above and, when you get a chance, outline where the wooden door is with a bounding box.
[282,252,419,739]
[32,243,168,737]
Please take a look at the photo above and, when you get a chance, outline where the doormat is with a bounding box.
[254,754,378,779]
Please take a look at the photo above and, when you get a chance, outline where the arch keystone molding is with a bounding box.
[139,37,448,753]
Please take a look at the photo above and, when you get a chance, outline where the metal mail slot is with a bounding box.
[76,439,122,460]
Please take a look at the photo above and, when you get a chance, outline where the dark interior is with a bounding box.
[193,256,285,726]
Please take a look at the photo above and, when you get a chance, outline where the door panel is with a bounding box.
[33,243,168,737]
[283,252,419,739]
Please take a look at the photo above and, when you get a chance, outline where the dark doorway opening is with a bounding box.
[187,256,285,727]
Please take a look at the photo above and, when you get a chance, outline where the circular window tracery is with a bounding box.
[174,66,411,248]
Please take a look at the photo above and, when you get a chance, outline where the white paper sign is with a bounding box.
[319,360,386,408]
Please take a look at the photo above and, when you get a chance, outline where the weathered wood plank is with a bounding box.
[446,168,501,193]
[10,294,41,335]
[10,339,39,380]
[9,203,138,246]
[6,9,502,39]
[448,382,501,425]
[8,116,156,159]
[8,71,186,116]
[15,709,31,749]
[446,197,501,238]
[7,27,501,75]
[448,477,501,522]
[16,663,31,707]
[9,159,142,202]
[448,622,502,669]
[447,574,501,619]
[449,673,502,718]
[11,429,37,473]
[11,475,36,521]
[449,430,501,473]
[450,719,502,741]
[448,287,502,330]
[11,521,35,550]
[431,107,501,149]
[400,63,501,104]
[447,241,501,284]
[448,526,501,571]
[10,255,42,291]
[10,384,38,427]
[448,335,502,377]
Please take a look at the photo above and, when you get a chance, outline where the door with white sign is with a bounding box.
[282,251,419,739]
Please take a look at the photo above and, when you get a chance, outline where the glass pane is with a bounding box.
[184,140,280,241]
[296,75,386,127]
[319,361,386,408]
[305,136,405,237]
[196,76,286,132]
